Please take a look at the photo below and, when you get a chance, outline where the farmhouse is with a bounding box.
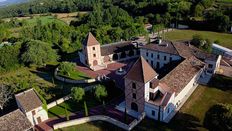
[15,88,48,126]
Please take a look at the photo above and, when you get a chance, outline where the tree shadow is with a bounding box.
[170,112,202,131]
[207,74,232,92]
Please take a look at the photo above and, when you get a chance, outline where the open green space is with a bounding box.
[165,29,232,49]
[55,121,121,131]
[48,82,123,118]
[25,16,67,26]
[48,91,101,118]
[58,69,89,80]
[57,75,232,131]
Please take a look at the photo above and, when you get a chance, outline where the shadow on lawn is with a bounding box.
[48,110,63,119]
[170,112,202,131]
[208,74,232,91]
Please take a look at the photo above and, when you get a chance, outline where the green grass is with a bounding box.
[55,121,121,131]
[165,29,232,49]
[48,82,123,118]
[58,69,89,80]
[25,16,67,26]
[48,92,101,118]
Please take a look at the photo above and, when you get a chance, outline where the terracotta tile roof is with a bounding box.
[150,78,159,89]
[83,32,100,46]
[101,41,136,56]
[15,89,42,112]
[173,42,218,61]
[124,56,158,83]
[161,56,205,95]
[0,109,32,131]
[141,40,179,55]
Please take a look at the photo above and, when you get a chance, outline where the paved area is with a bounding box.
[76,59,137,88]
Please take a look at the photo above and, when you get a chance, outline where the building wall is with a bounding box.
[174,69,202,108]
[205,55,221,74]
[144,92,175,121]
[25,107,48,126]
[125,78,145,113]
[86,44,102,67]
[140,49,181,69]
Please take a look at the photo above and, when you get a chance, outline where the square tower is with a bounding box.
[124,57,158,114]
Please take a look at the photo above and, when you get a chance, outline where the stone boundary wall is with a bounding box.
[53,113,145,131]
[47,85,95,109]
[54,68,96,84]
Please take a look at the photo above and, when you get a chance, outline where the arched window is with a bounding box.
[112,54,118,61]
[131,102,138,112]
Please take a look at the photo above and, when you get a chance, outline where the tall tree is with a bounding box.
[21,40,59,66]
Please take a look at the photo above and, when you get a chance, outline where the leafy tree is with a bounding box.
[59,62,76,76]
[0,43,21,72]
[204,103,232,131]
[95,85,108,102]
[21,40,59,66]
[71,87,85,103]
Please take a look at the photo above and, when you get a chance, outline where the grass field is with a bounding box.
[165,29,232,49]
[48,91,101,118]
[57,75,232,131]
[25,16,67,26]
[58,69,89,80]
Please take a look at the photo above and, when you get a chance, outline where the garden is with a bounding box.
[56,62,90,80]
[48,81,123,118]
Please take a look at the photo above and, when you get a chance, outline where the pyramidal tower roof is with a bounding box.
[125,56,158,83]
[83,32,100,46]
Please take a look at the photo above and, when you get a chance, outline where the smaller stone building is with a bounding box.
[0,109,33,131]
[15,88,48,126]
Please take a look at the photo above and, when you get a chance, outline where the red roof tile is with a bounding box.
[125,56,158,83]
[83,32,100,46]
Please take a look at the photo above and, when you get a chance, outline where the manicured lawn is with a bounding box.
[58,69,89,80]
[55,121,122,131]
[48,91,101,118]
[48,82,123,118]
[165,29,232,49]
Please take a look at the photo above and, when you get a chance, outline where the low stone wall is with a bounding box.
[47,95,71,109]
[53,113,145,131]
[54,68,96,84]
